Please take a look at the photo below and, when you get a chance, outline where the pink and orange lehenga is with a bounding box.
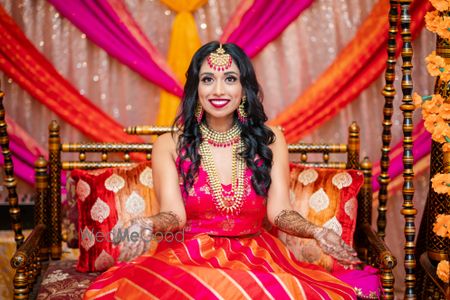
[84,161,357,299]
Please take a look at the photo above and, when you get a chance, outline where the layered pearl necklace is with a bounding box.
[199,123,246,215]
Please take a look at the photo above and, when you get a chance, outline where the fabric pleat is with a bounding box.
[85,231,356,300]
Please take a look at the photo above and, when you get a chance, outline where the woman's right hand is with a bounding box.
[313,227,361,267]
[116,217,153,262]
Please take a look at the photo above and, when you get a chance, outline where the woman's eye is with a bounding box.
[201,76,213,83]
[225,76,238,83]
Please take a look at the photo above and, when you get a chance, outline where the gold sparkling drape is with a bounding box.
[0,0,435,296]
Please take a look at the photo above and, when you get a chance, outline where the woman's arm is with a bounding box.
[119,132,187,261]
[266,126,360,266]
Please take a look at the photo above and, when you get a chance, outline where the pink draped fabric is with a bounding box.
[270,0,431,142]
[222,0,315,57]
[48,0,183,97]
[0,116,46,185]
[0,150,34,185]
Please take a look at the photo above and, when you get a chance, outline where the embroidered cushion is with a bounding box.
[278,164,364,272]
[72,162,159,272]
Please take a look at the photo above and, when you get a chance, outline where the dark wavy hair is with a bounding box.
[174,41,275,197]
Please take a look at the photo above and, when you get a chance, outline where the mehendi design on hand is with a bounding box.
[274,209,320,238]
[274,209,360,266]
[117,211,183,262]
[151,211,183,233]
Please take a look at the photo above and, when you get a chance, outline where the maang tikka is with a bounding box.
[237,96,248,123]
[207,44,232,71]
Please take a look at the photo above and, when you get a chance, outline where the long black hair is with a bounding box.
[174,41,275,197]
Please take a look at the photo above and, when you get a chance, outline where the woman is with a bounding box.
[84,42,360,299]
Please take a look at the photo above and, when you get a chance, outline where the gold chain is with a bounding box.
[199,123,241,147]
[199,125,246,215]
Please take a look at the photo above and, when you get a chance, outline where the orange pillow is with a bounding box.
[278,164,364,272]
[72,162,159,272]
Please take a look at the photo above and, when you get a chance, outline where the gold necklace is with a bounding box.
[199,124,246,215]
[199,123,241,147]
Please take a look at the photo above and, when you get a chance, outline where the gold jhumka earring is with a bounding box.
[195,102,203,124]
[237,96,248,124]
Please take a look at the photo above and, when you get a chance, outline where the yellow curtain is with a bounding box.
[156,0,208,126]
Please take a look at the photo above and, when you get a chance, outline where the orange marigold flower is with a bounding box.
[433,214,450,238]
[436,260,449,283]
[413,92,423,109]
[424,113,442,134]
[425,10,440,32]
[431,173,450,194]
[422,109,431,120]
[443,143,450,152]
[439,102,450,119]
[437,17,450,40]
[432,119,450,143]
[440,68,450,82]
[426,51,446,77]
[422,94,444,114]
[430,0,450,12]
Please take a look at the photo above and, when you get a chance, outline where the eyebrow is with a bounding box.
[200,71,240,76]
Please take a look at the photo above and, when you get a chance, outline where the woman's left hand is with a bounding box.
[313,228,361,267]
[116,217,153,262]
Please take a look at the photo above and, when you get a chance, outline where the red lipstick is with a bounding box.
[209,99,230,108]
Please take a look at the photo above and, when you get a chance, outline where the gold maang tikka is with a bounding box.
[207,44,232,71]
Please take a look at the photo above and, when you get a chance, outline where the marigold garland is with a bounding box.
[417,5,450,196]
[421,1,450,284]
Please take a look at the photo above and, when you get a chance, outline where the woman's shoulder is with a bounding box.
[266,125,283,136]
[153,131,179,158]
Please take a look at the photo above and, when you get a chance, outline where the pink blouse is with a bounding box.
[177,158,266,237]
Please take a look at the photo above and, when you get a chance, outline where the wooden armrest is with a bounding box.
[420,252,450,297]
[361,223,396,269]
[10,224,45,269]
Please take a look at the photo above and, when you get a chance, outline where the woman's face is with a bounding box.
[197,58,243,121]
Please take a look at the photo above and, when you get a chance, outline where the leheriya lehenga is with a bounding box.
[84,123,356,300]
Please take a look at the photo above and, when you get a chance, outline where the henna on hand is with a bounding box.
[274,209,321,238]
[151,211,183,233]
[274,209,360,266]
[313,228,360,266]
[117,211,183,262]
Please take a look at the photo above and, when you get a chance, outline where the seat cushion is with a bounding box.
[37,260,100,300]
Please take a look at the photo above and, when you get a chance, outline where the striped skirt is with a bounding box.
[84,231,356,299]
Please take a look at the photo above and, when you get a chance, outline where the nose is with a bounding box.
[213,80,224,96]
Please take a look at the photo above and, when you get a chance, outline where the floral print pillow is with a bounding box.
[278,164,364,272]
[71,162,159,272]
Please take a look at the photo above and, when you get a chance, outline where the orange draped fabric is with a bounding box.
[84,232,356,299]
[270,0,431,143]
[156,0,207,126]
[0,6,143,143]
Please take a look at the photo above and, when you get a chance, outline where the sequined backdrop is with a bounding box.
[0,0,436,297]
